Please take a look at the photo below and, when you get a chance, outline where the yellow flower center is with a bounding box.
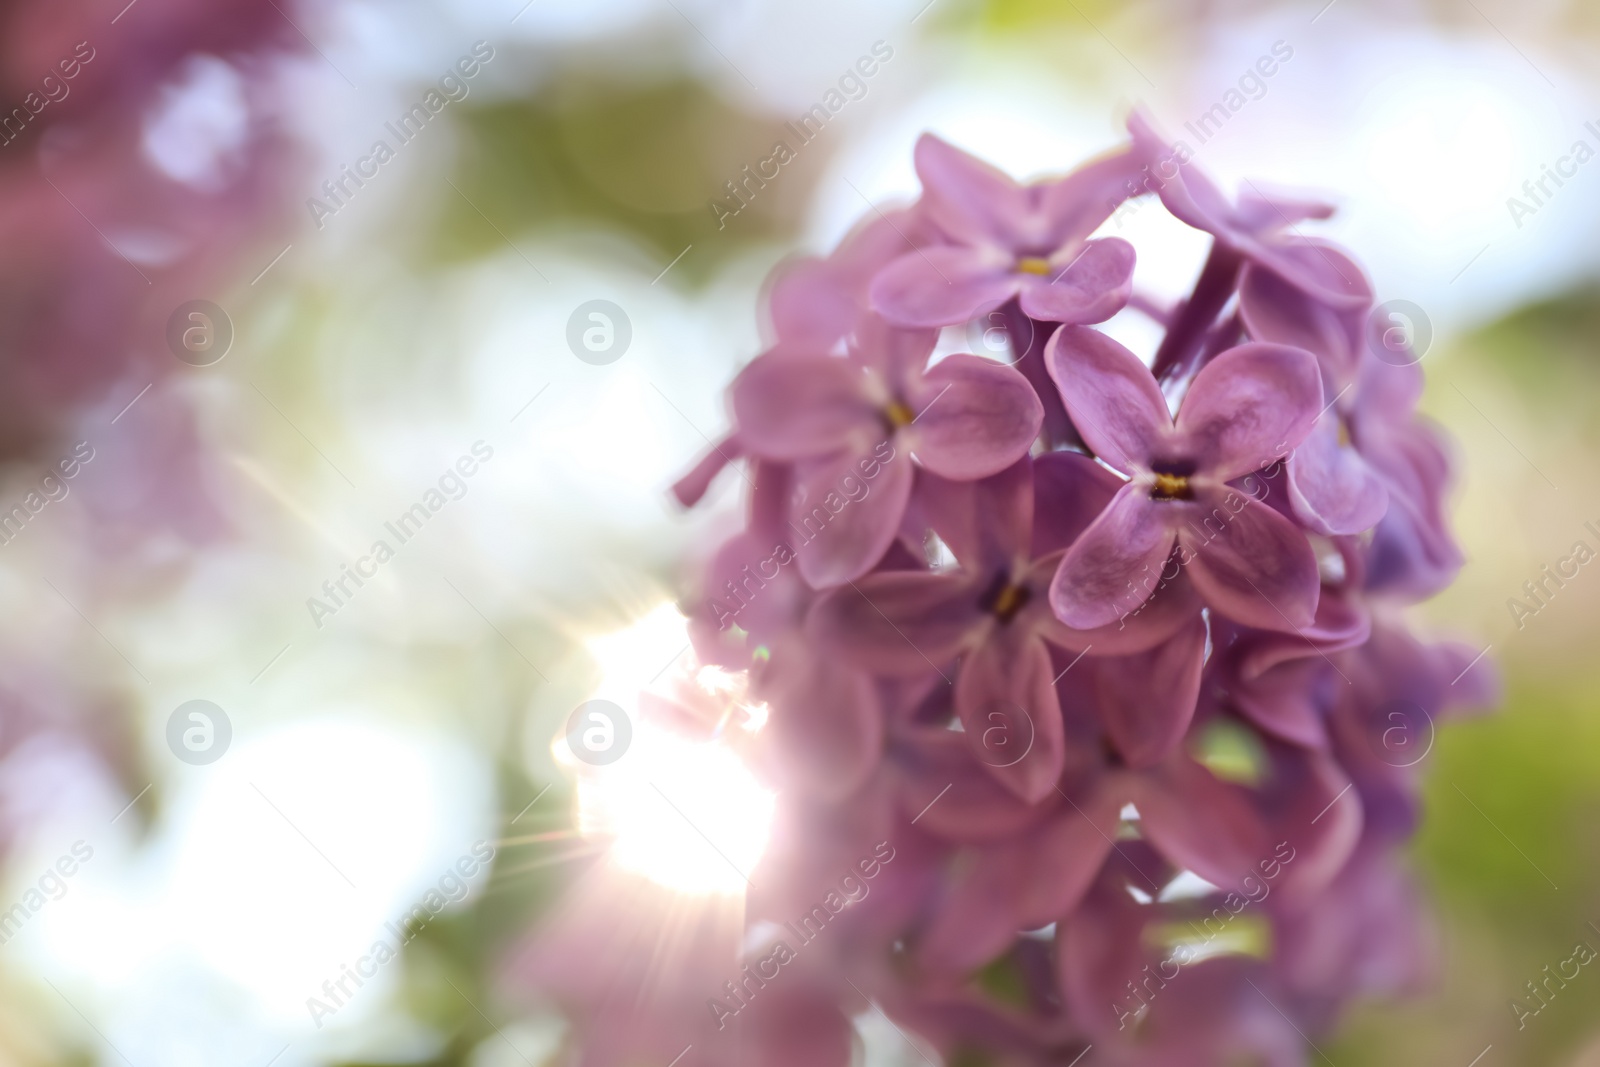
[883,400,916,429]
[1151,471,1191,500]
[1015,256,1053,276]
[985,581,1031,623]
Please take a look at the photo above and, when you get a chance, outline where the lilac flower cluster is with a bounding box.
[0,0,300,455]
[527,113,1498,1067]
[0,0,304,862]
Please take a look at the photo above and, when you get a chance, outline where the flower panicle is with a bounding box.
[525,109,1496,1067]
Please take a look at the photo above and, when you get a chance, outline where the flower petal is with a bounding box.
[1131,756,1268,890]
[954,634,1067,803]
[1176,342,1323,482]
[1436,637,1501,712]
[1287,412,1389,535]
[1230,659,1331,749]
[1038,146,1146,247]
[1127,109,1239,235]
[1018,237,1136,324]
[869,245,1020,328]
[913,132,1035,247]
[922,812,1113,974]
[1128,112,1369,310]
[1057,863,1155,1039]
[768,211,920,347]
[748,459,794,539]
[1095,615,1207,768]
[1358,403,1462,598]
[1011,311,1081,450]
[696,530,811,645]
[909,354,1043,480]
[807,570,983,675]
[1179,488,1319,631]
[916,457,1033,571]
[917,842,1037,974]
[1046,325,1171,474]
[739,988,856,1067]
[731,351,875,460]
[1275,850,1432,1011]
[1236,583,1370,680]
[792,443,915,587]
[1031,450,1123,557]
[755,643,883,803]
[1249,236,1372,311]
[671,435,742,507]
[1235,187,1336,230]
[1032,551,1202,656]
[1239,259,1364,387]
[1050,484,1178,630]
[768,255,865,350]
[893,728,1050,843]
[1254,746,1363,900]
[1018,804,1121,921]
[847,313,939,391]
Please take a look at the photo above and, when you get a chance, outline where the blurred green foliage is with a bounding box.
[442,78,842,286]
[1329,289,1600,1066]
[1468,285,1600,408]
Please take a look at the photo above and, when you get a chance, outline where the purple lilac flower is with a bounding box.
[767,207,937,350]
[0,0,303,872]
[870,134,1142,328]
[809,455,1201,801]
[1126,110,1368,311]
[729,321,1041,586]
[0,0,300,454]
[1046,328,1324,632]
[528,112,1494,1067]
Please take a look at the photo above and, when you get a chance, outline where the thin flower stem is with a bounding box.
[1151,242,1243,381]
[999,299,1083,451]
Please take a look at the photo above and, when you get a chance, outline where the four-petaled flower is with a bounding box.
[870,134,1143,328]
[562,111,1493,1067]
[731,323,1042,586]
[1047,327,1325,632]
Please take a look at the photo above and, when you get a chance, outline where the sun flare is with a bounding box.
[559,604,776,896]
